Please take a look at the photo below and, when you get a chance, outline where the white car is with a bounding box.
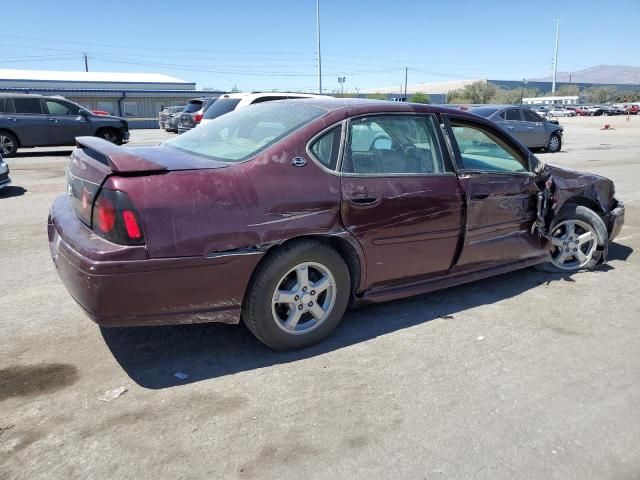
[199,92,326,126]
[0,155,11,190]
[549,107,576,117]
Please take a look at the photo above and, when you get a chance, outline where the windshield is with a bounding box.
[164,101,327,162]
[469,107,499,118]
[203,98,242,120]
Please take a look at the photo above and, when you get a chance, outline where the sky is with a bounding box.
[1,0,638,93]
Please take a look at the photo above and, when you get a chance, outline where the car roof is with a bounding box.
[217,92,327,100]
[262,97,487,120]
[0,92,46,98]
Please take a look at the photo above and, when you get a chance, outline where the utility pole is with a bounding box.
[316,0,322,94]
[404,67,408,100]
[83,53,89,72]
[338,76,345,95]
[552,19,560,94]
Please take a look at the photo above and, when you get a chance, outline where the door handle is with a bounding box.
[470,193,490,200]
[349,194,379,206]
[48,118,59,123]
[6,117,17,122]
[527,126,533,130]
[506,126,514,130]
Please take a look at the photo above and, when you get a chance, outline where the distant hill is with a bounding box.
[532,65,640,85]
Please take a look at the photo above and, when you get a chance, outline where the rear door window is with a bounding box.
[309,125,342,171]
[13,98,44,114]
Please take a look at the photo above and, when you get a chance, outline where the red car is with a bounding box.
[48,99,625,350]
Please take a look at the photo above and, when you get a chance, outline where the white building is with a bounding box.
[0,69,221,128]
[522,95,580,105]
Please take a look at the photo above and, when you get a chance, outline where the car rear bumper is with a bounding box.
[177,125,194,134]
[48,195,263,327]
[607,200,625,241]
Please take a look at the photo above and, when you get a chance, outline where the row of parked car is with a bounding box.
[530,104,638,118]
[159,92,324,134]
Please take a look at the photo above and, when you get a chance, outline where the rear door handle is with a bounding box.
[49,118,59,123]
[506,126,514,130]
[349,194,379,206]
[527,126,534,130]
[6,117,17,122]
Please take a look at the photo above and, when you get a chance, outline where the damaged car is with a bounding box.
[48,99,625,350]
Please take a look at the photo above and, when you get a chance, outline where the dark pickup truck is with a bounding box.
[0,93,129,157]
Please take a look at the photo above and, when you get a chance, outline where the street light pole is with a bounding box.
[316,0,322,94]
[404,67,408,100]
[552,19,560,94]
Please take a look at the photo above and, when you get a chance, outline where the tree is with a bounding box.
[366,93,387,100]
[554,84,580,96]
[447,81,497,104]
[584,86,616,104]
[408,92,430,104]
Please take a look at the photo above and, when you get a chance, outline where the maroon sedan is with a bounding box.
[48,99,625,350]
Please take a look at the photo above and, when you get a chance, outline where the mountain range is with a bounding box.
[532,65,640,84]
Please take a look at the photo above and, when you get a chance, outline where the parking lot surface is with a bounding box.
[1,116,639,479]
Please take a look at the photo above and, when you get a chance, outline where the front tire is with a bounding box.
[242,240,351,351]
[0,131,18,157]
[546,133,562,153]
[538,205,607,272]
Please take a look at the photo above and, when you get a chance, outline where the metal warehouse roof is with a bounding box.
[0,69,192,84]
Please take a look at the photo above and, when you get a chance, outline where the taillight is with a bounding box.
[91,189,145,245]
[194,113,203,123]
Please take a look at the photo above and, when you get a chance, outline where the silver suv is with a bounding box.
[0,93,130,157]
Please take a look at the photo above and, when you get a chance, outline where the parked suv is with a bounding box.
[158,105,184,130]
[199,92,325,126]
[0,94,129,157]
[177,97,218,134]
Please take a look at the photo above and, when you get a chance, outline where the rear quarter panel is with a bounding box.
[109,126,344,258]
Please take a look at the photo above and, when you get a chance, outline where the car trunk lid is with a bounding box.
[67,136,228,226]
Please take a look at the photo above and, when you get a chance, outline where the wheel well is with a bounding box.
[559,196,605,217]
[95,126,119,136]
[0,128,20,147]
[267,235,363,296]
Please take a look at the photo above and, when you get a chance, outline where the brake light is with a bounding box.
[95,196,116,233]
[194,113,203,123]
[122,210,142,239]
[91,189,145,245]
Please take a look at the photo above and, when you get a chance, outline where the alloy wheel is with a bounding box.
[548,135,560,152]
[549,219,597,271]
[271,261,337,335]
[0,135,15,155]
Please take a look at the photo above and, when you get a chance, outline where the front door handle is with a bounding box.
[349,194,379,206]
[6,117,17,122]
[506,126,514,130]
[48,118,59,123]
[470,193,490,200]
[527,126,533,130]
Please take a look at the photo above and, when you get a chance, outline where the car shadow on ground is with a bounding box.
[0,186,27,198]
[101,243,633,389]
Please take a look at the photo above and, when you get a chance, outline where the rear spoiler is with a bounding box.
[75,137,167,173]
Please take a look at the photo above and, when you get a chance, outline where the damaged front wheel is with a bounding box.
[539,205,608,272]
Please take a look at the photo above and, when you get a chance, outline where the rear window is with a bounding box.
[13,98,43,114]
[469,107,498,118]
[183,100,204,113]
[165,102,326,162]
[202,99,241,120]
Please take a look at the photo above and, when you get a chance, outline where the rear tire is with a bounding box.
[536,205,607,273]
[97,128,122,145]
[546,132,561,153]
[0,131,18,157]
[242,240,351,351]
